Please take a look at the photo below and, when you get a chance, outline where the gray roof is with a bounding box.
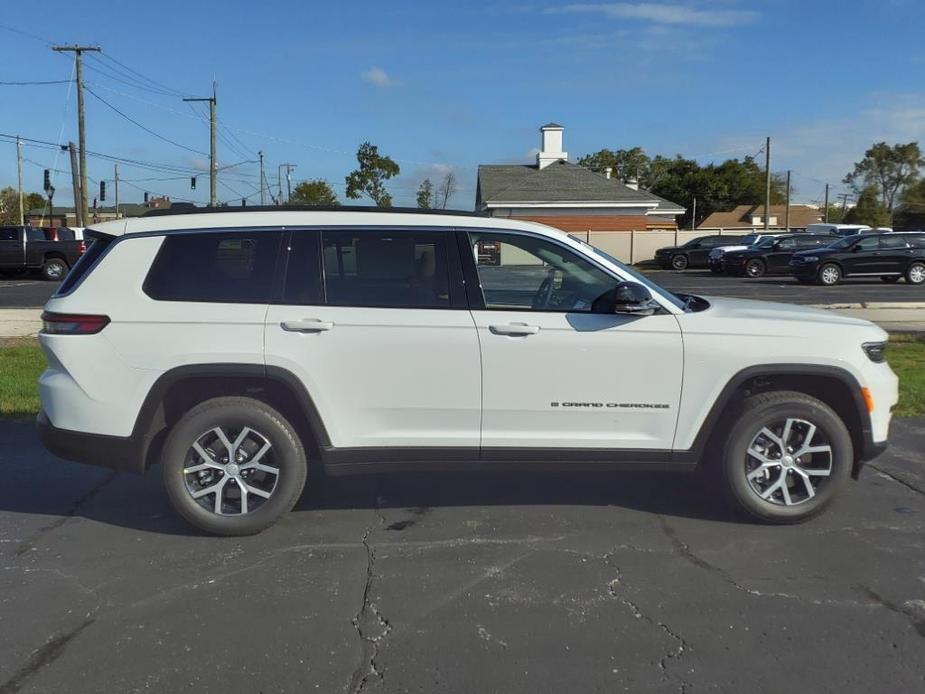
[477,160,685,213]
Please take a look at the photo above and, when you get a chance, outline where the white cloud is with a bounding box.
[361,66,393,88]
[549,3,760,27]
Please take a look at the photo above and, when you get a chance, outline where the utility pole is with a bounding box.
[691,197,697,231]
[184,81,217,206]
[16,136,24,226]
[52,44,100,226]
[258,150,265,205]
[67,142,82,227]
[784,170,791,230]
[839,193,850,214]
[763,136,771,232]
[114,164,119,220]
[278,163,296,204]
[823,183,830,223]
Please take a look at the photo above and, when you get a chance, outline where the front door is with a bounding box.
[842,235,881,275]
[264,228,481,451]
[465,230,683,451]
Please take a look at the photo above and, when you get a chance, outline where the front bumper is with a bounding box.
[37,409,149,474]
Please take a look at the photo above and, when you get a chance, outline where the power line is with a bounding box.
[0,79,72,85]
[95,52,188,98]
[84,53,184,98]
[84,85,208,156]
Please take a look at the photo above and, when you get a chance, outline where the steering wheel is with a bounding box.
[532,271,556,310]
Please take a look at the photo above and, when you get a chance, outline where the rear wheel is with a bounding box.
[818,263,841,286]
[719,391,852,523]
[906,262,925,285]
[41,257,68,281]
[671,254,689,271]
[880,276,901,283]
[161,396,307,535]
[745,259,766,278]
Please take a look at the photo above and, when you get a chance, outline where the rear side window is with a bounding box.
[880,235,909,249]
[145,231,283,303]
[57,235,113,295]
[321,229,450,308]
[907,234,925,249]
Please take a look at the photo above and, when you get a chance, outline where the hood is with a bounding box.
[655,246,681,255]
[700,295,881,330]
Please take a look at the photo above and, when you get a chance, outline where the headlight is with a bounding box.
[862,341,888,363]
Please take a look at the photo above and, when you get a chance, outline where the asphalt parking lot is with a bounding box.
[2,418,924,693]
[0,278,59,308]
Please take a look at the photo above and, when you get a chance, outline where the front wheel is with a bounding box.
[41,258,68,281]
[906,262,925,285]
[818,263,841,286]
[719,391,852,523]
[671,254,689,271]
[161,396,308,535]
[745,259,766,278]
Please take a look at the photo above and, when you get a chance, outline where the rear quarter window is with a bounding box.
[144,231,283,303]
[57,235,113,295]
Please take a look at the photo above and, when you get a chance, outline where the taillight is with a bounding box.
[78,240,87,254]
[41,312,110,335]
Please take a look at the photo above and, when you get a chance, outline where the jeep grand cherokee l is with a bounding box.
[37,208,897,535]
[722,233,839,277]
[790,232,925,285]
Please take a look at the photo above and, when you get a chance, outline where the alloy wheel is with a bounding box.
[183,426,280,515]
[744,418,833,506]
[819,265,840,285]
[909,264,925,284]
[746,260,764,278]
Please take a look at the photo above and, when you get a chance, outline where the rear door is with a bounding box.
[0,227,24,268]
[264,228,481,451]
[876,235,913,274]
[464,229,682,451]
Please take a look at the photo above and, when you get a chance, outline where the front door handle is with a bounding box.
[281,319,334,333]
[489,323,540,336]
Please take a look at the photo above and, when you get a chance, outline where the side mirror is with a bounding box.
[592,282,658,316]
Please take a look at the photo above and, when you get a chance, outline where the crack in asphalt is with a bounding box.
[857,585,925,639]
[867,464,925,497]
[607,570,690,694]
[0,618,94,694]
[347,502,392,694]
[14,470,118,557]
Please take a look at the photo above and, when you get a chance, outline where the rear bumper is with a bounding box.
[37,409,148,474]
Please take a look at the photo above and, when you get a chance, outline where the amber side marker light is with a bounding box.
[41,312,110,335]
[861,387,874,413]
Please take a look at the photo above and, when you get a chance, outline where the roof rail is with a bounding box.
[141,205,487,218]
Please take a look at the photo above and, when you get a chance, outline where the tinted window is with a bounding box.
[145,231,282,303]
[699,237,729,248]
[469,231,615,312]
[321,230,450,309]
[25,228,45,242]
[776,237,796,250]
[796,235,831,248]
[57,236,112,295]
[0,227,18,241]
[281,231,323,305]
[880,235,910,249]
[906,234,925,249]
[55,227,75,241]
[855,236,879,252]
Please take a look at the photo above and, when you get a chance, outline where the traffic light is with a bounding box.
[241,198,247,207]
[144,191,149,203]
[191,176,197,190]
[99,180,106,202]
[43,169,51,192]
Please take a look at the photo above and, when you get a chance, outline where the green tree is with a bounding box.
[416,178,433,208]
[289,179,338,206]
[0,187,45,224]
[844,142,924,213]
[844,186,890,227]
[345,142,400,207]
[821,204,846,224]
[902,179,925,205]
[578,147,651,184]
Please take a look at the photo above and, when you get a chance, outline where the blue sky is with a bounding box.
[1,0,924,209]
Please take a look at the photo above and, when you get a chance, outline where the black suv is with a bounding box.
[790,232,925,285]
[722,233,838,278]
[654,235,745,270]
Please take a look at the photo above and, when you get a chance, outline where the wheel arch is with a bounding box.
[133,364,331,472]
[687,364,874,478]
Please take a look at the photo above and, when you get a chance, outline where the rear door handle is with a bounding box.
[489,323,540,336]
[281,319,334,333]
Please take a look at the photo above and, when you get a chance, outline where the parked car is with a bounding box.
[805,223,876,237]
[655,235,747,270]
[790,232,925,285]
[35,207,897,535]
[0,225,85,280]
[706,233,781,273]
[721,233,839,278]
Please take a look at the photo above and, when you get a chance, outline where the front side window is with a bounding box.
[855,236,880,252]
[469,231,616,312]
[144,231,282,303]
[775,237,796,250]
[321,229,450,309]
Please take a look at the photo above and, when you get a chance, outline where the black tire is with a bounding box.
[906,261,925,285]
[817,263,841,286]
[161,396,307,536]
[880,276,901,283]
[745,258,766,278]
[671,254,689,271]
[719,390,852,524]
[41,257,68,282]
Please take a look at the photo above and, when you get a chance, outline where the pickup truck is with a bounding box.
[0,225,85,281]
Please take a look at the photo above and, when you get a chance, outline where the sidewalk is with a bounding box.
[2,304,924,337]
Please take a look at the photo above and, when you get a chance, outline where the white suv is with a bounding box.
[37,208,898,535]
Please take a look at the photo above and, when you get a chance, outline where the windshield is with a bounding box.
[568,237,686,310]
